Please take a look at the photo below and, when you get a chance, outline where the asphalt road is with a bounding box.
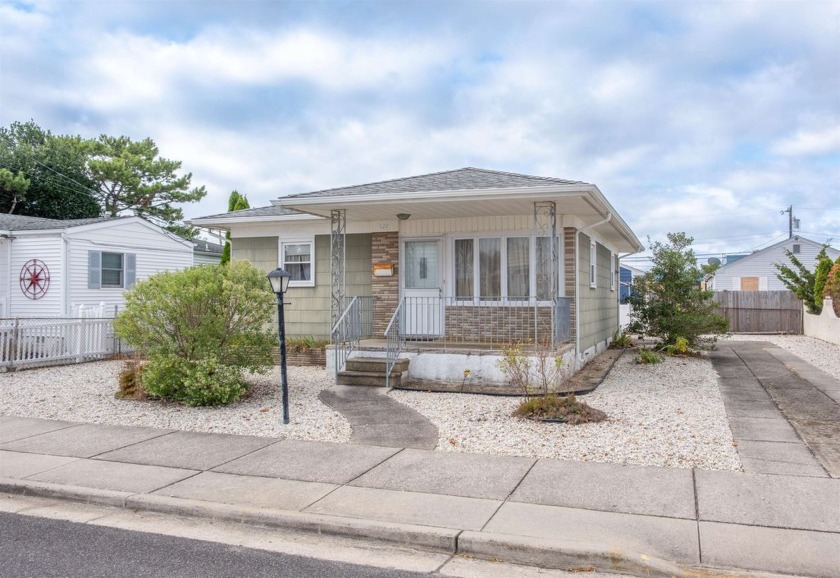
[0,512,430,578]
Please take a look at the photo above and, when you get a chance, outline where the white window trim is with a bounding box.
[449,232,561,304]
[279,237,315,288]
[610,253,615,291]
[590,241,597,288]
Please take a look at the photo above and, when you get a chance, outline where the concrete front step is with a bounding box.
[337,357,409,387]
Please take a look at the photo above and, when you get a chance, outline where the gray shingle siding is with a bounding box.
[577,233,618,352]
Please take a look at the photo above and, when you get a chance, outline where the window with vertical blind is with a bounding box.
[453,235,557,301]
[280,239,315,287]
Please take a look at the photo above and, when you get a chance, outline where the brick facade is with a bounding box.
[372,231,400,334]
[444,305,553,344]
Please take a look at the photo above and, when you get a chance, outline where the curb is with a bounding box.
[1,477,696,577]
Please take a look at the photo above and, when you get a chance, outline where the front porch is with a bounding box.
[330,294,574,389]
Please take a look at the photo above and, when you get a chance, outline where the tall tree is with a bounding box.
[84,135,206,230]
[220,190,249,265]
[775,245,830,314]
[627,232,729,346]
[0,120,100,219]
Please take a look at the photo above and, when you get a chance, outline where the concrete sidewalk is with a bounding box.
[1,415,838,577]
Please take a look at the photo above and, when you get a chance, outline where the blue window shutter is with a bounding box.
[88,251,101,289]
[125,253,136,288]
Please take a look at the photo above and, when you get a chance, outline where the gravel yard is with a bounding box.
[391,352,741,471]
[13,337,832,471]
[0,362,351,442]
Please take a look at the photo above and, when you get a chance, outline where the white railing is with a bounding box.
[0,314,120,371]
[331,296,374,376]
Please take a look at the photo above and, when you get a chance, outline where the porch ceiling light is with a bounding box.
[396,213,411,221]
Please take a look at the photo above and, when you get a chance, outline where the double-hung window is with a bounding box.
[590,241,597,288]
[280,240,314,287]
[88,251,135,289]
[454,235,557,301]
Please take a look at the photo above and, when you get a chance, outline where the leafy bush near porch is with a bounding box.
[114,261,276,406]
[626,232,728,346]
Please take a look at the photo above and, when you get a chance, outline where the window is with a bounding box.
[404,240,439,289]
[610,254,615,291]
[88,251,135,289]
[590,241,597,288]
[792,244,801,254]
[280,240,314,287]
[453,235,558,301]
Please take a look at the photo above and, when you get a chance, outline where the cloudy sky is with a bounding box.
[2,0,838,266]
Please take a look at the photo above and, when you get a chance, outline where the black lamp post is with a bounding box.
[268,268,291,424]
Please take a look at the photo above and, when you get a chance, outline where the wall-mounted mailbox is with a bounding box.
[373,263,395,277]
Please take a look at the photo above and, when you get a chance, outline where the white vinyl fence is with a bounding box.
[0,304,123,371]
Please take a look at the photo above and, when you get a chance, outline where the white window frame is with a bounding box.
[449,232,560,303]
[610,253,615,291]
[590,241,597,288]
[279,238,315,288]
[101,252,125,288]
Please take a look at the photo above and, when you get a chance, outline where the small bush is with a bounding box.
[513,394,607,424]
[116,358,147,400]
[286,336,330,352]
[637,349,664,364]
[611,331,633,348]
[143,355,246,406]
[664,336,690,356]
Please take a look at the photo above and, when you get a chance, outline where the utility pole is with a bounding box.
[782,205,793,239]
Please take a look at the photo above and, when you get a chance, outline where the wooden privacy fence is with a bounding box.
[713,290,802,334]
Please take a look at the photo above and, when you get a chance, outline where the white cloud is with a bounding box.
[772,127,840,156]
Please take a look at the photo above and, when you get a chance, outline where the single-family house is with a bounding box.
[706,236,839,292]
[190,168,643,388]
[0,214,194,318]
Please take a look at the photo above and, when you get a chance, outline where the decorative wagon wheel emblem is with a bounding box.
[20,259,51,300]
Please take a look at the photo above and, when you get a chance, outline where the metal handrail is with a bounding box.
[331,296,374,376]
[331,296,359,377]
[384,298,404,388]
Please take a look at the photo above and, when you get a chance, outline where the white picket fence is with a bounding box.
[0,304,122,371]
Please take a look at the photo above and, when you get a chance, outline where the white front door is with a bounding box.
[402,239,443,338]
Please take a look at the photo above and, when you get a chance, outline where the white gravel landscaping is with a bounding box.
[2,347,754,471]
[0,361,351,442]
[723,334,840,381]
[390,352,742,471]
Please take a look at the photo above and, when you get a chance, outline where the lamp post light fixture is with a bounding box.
[268,268,291,424]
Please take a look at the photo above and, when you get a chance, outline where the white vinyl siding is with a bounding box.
[716,239,840,292]
[66,219,192,315]
[0,239,9,316]
[7,235,64,316]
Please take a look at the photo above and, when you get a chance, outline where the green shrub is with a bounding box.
[114,261,275,406]
[664,336,690,356]
[813,256,833,312]
[637,349,664,364]
[287,336,330,351]
[775,245,831,314]
[611,331,633,348]
[626,232,728,346]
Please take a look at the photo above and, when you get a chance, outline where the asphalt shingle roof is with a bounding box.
[284,167,586,199]
[0,214,113,231]
[192,239,224,254]
[192,205,304,221]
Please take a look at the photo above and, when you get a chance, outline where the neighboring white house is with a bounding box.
[618,263,644,329]
[706,236,839,292]
[0,215,194,317]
